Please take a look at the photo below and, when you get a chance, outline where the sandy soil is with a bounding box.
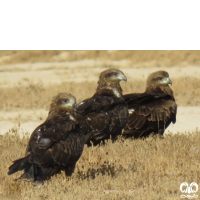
[0,62,200,87]
[0,61,199,137]
[0,106,199,137]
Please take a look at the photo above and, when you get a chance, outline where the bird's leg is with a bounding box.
[65,164,76,176]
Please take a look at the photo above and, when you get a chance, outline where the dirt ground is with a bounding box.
[0,62,200,87]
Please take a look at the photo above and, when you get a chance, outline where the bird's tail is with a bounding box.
[8,156,31,176]
[8,156,61,184]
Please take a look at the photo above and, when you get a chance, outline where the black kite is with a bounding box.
[8,93,85,185]
[77,68,129,146]
[123,70,177,139]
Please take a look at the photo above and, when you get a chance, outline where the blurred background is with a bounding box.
[0,50,199,135]
[1,50,200,66]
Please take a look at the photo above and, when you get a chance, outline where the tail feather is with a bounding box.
[8,156,31,175]
[8,156,62,184]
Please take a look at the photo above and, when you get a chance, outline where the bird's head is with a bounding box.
[145,70,174,98]
[51,93,77,112]
[147,70,172,88]
[98,68,127,85]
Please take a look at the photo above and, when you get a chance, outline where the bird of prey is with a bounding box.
[123,70,177,139]
[77,68,129,146]
[8,93,85,185]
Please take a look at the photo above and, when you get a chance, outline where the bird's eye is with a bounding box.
[62,99,68,103]
[112,72,117,76]
[158,77,162,80]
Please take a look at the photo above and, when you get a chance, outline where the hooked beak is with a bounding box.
[120,73,127,83]
[167,78,172,85]
[162,77,172,85]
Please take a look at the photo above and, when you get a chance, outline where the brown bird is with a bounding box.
[123,70,177,139]
[8,93,85,185]
[77,68,129,146]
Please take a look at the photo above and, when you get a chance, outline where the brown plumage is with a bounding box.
[8,93,85,185]
[77,68,129,146]
[123,70,177,139]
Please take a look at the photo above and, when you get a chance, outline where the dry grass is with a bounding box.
[0,76,199,112]
[1,128,200,200]
[0,50,200,67]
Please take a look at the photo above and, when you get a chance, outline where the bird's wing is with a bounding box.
[27,120,84,167]
[125,93,177,130]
